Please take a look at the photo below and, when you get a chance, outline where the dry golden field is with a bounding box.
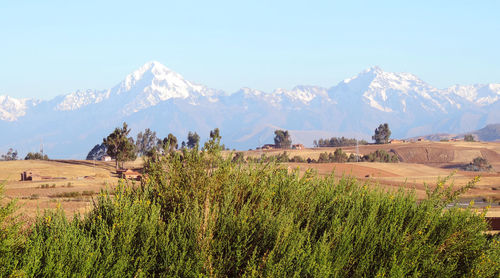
[0,159,143,219]
[243,141,500,217]
[2,141,500,219]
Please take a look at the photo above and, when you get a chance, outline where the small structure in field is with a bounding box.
[119,169,142,181]
[417,138,427,142]
[101,155,112,162]
[20,170,42,181]
[390,139,405,144]
[261,144,276,150]
[292,144,305,150]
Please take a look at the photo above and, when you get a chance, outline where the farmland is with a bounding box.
[2,141,500,218]
[245,141,500,216]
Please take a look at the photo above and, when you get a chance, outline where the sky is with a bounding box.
[1,0,499,99]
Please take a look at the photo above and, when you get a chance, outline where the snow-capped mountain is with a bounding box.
[0,61,498,158]
[0,95,37,121]
[55,61,221,115]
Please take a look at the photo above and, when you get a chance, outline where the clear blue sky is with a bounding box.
[1,0,499,99]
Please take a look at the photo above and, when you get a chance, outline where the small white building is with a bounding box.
[101,155,112,162]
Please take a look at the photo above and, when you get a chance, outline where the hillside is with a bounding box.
[410,123,500,142]
[474,124,500,141]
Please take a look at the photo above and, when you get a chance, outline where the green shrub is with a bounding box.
[290,155,305,163]
[0,183,25,276]
[51,191,81,198]
[363,149,399,163]
[1,137,499,277]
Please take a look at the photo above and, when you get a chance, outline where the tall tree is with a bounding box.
[136,128,158,156]
[187,131,200,149]
[103,122,137,169]
[464,134,475,142]
[162,133,178,153]
[1,148,18,161]
[204,128,222,153]
[372,123,391,144]
[274,130,292,149]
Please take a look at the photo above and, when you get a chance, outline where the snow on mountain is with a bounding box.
[55,61,221,114]
[116,61,220,113]
[0,62,499,158]
[56,89,110,111]
[334,66,459,113]
[0,95,35,121]
[445,84,500,106]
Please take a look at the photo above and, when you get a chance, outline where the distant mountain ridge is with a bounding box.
[1,61,499,158]
[412,124,500,142]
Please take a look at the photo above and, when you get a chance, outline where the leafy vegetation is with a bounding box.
[373,123,392,144]
[135,128,158,156]
[274,129,292,149]
[0,136,498,277]
[24,152,49,160]
[465,157,493,172]
[464,134,476,142]
[362,149,399,163]
[0,183,24,275]
[161,133,178,153]
[187,131,201,149]
[103,122,137,169]
[314,137,368,148]
[1,148,18,161]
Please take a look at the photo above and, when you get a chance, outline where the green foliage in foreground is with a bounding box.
[1,140,499,277]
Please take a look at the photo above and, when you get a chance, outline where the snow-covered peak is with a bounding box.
[342,66,429,90]
[273,86,328,104]
[335,67,450,113]
[56,89,110,111]
[117,61,219,113]
[53,61,220,113]
[0,95,30,121]
[122,61,186,91]
[445,84,500,105]
[240,87,265,97]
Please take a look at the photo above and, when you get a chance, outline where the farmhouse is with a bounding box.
[119,169,142,181]
[390,139,405,144]
[261,144,276,150]
[101,155,112,162]
[292,144,305,150]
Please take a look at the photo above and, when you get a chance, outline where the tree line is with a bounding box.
[243,148,398,164]
[313,137,368,148]
[0,148,49,161]
[93,123,226,169]
[313,123,392,147]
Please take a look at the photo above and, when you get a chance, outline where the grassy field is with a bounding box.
[1,141,500,218]
[0,159,142,218]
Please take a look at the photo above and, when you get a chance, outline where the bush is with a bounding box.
[24,152,49,160]
[290,155,305,163]
[232,152,244,163]
[1,139,499,277]
[465,157,493,172]
[362,149,399,163]
[0,183,25,276]
[464,134,475,142]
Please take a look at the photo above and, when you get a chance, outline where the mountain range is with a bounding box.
[1,61,499,158]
